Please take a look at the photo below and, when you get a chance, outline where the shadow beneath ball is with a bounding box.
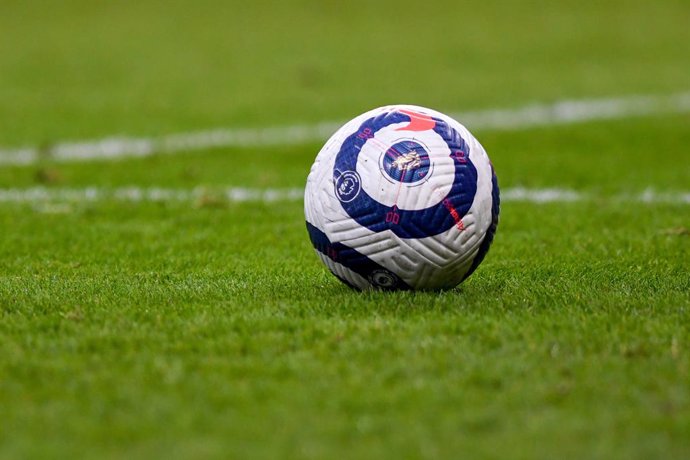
[306,276,469,316]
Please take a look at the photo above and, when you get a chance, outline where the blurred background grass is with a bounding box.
[1,0,688,146]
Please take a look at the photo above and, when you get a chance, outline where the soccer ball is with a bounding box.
[304,105,499,290]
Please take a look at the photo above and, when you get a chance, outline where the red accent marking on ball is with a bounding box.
[395,109,436,132]
[443,199,465,231]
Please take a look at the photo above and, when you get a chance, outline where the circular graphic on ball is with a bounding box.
[381,140,431,184]
[334,170,361,203]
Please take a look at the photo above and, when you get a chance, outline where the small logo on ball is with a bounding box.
[334,170,361,203]
[368,269,400,289]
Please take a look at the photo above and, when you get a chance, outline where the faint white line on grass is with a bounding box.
[501,187,582,203]
[0,91,689,166]
[0,186,305,204]
[0,186,688,205]
[456,91,690,130]
[634,188,690,205]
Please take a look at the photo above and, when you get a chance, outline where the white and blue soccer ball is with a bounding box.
[304,105,499,290]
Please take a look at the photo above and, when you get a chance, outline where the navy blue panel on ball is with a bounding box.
[333,111,478,239]
[462,167,500,282]
[306,222,410,291]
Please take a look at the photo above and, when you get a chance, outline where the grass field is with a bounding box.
[1,0,689,458]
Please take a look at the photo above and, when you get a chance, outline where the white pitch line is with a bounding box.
[0,186,304,204]
[500,187,582,203]
[0,186,687,206]
[0,92,689,166]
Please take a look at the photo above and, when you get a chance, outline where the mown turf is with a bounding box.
[1,197,688,459]
[1,0,690,458]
